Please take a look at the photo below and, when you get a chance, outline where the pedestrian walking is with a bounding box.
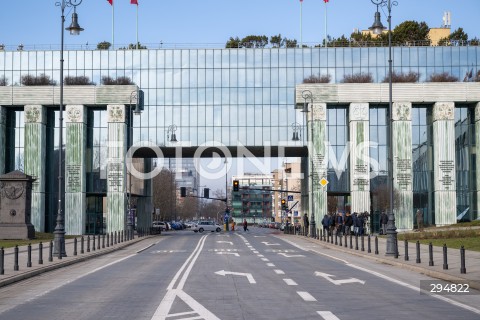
[243,219,249,232]
[416,209,424,231]
[380,211,388,235]
[344,212,353,235]
[303,213,309,235]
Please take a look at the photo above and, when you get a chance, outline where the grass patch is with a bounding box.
[0,232,78,249]
[396,227,480,252]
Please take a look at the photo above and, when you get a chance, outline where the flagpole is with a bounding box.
[112,2,115,50]
[300,0,303,48]
[136,3,139,49]
[324,1,328,47]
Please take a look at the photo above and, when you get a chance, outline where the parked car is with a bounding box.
[192,221,222,233]
[152,221,167,231]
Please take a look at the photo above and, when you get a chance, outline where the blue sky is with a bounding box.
[1,0,478,48]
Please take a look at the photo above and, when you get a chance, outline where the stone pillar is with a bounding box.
[136,159,153,232]
[0,106,5,174]
[349,103,370,214]
[475,103,480,221]
[24,105,46,232]
[309,103,328,232]
[106,105,127,233]
[433,102,457,226]
[392,102,414,231]
[65,105,87,235]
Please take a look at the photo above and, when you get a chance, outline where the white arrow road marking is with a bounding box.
[278,253,305,258]
[216,252,239,257]
[317,311,341,320]
[261,241,280,246]
[315,272,365,285]
[217,241,233,245]
[215,270,256,284]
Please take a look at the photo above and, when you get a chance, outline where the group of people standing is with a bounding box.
[321,211,370,236]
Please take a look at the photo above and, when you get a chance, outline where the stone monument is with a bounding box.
[0,171,35,239]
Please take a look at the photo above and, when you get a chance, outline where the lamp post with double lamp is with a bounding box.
[301,90,316,238]
[369,0,398,256]
[54,0,84,258]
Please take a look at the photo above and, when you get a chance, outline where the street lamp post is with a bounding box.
[54,0,84,258]
[369,0,398,256]
[302,90,316,239]
[126,90,143,240]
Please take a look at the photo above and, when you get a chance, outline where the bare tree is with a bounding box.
[152,168,176,221]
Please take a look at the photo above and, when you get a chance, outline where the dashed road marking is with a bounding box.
[274,269,285,275]
[317,311,341,320]
[297,291,316,302]
[283,279,298,286]
[266,263,275,267]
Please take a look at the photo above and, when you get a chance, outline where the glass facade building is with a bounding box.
[0,46,479,233]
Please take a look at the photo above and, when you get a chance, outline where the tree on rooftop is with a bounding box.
[392,20,429,44]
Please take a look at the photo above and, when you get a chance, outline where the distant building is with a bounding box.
[231,174,273,224]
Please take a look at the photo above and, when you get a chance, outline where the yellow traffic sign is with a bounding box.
[320,178,329,187]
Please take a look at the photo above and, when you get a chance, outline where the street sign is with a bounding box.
[287,195,293,201]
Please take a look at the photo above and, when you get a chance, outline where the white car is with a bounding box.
[152,221,167,231]
[192,221,222,233]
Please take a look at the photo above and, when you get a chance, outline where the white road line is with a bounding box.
[283,279,298,286]
[274,269,285,275]
[297,291,317,302]
[317,311,341,320]
[257,254,264,257]
[266,263,275,267]
[137,243,155,253]
[166,235,208,291]
[261,258,269,262]
[253,251,259,254]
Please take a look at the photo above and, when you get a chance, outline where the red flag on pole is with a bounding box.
[107,0,112,5]
[324,0,329,3]
[131,0,138,4]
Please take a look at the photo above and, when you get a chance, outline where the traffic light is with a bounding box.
[204,188,210,199]
[233,180,239,192]
[180,187,186,197]
[281,199,287,210]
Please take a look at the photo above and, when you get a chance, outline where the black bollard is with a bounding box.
[428,242,434,266]
[344,233,348,248]
[323,230,326,242]
[27,244,32,267]
[107,233,110,247]
[0,247,4,275]
[38,242,44,264]
[87,235,91,252]
[92,235,96,251]
[319,229,322,240]
[97,234,101,250]
[114,231,117,244]
[14,245,19,271]
[404,240,409,261]
[416,241,421,263]
[395,239,399,259]
[361,235,365,252]
[121,231,124,243]
[460,246,466,274]
[49,241,53,262]
[339,234,343,247]
[335,234,338,245]
[350,234,353,249]
[111,232,114,246]
[442,244,448,270]
[355,235,359,250]
[102,234,105,249]
[374,236,379,255]
[81,236,84,254]
[73,238,77,256]
[367,235,371,253]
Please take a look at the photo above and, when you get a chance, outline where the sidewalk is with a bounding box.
[0,234,152,288]
[286,232,480,291]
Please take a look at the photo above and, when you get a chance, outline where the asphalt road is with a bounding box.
[0,228,479,320]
